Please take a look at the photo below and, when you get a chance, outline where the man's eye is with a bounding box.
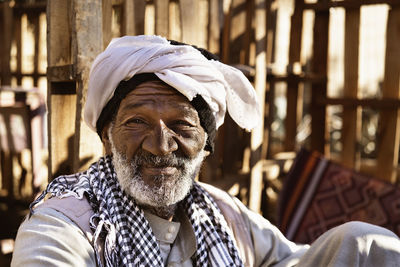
[126,118,146,125]
[172,120,194,128]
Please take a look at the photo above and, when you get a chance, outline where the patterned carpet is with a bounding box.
[278,148,400,244]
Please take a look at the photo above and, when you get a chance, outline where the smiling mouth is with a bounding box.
[142,166,178,176]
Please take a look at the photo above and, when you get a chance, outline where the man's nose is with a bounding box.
[142,121,178,156]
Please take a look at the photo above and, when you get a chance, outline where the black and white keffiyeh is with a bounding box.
[32,156,244,267]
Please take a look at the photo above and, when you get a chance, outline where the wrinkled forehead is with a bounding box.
[118,80,199,116]
[130,80,185,97]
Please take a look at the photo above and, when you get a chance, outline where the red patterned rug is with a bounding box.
[278,148,400,244]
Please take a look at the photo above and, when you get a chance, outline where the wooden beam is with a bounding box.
[47,0,75,179]
[180,0,201,46]
[134,0,146,35]
[155,0,169,37]
[304,0,400,11]
[285,0,303,151]
[102,0,113,49]
[318,97,400,109]
[310,10,329,154]
[169,0,181,41]
[376,6,400,183]
[228,0,248,64]
[31,13,40,87]
[249,0,267,213]
[221,0,232,63]
[1,1,13,86]
[123,0,145,36]
[14,14,22,85]
[72,0,104,172]
[47,65,75,82]
[341,8,361,169]
[208,0,221,54]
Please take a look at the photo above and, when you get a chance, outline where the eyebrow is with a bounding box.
[119,101,199,119]
[120,102,148,111]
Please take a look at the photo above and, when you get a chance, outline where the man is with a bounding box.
[11,35,400,266]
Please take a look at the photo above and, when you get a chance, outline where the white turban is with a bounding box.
[84,35,261,132]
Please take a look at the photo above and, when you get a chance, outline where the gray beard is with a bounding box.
[109,132,206,208]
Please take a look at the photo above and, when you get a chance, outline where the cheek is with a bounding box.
[112,130,144,158]
[178,131,206,158]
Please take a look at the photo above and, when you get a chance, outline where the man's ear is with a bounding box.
[101,123,112,155]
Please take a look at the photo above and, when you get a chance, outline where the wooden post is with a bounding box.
[249,0,266,213]
[32,12,40,87]
[47,0,103,179]
[285,0,303,151]
[180,0,201,46]
[169,1,182,41]
[1,1,12,86]
[14,13,22,85]
[122,0,145,36]
[71,0,104,172]
[376,6,400,182]
[228,0,248,64]
[310,9,329,155]
[47,0,75,179]
[155,0,169,37]
[102,0,112,48]
[341,7,361,169]
[208,0,221,54]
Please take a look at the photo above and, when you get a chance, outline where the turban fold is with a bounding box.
[84,35,261,134]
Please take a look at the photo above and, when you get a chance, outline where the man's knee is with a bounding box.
[298,222,400,266]
[331,221,398,242]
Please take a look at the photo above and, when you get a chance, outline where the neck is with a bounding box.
[143,204,177,221]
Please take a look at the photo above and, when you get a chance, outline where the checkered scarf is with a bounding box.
[32,156,244,267]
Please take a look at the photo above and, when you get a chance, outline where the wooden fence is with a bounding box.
[0,0,46,200]
[1,0,400,214]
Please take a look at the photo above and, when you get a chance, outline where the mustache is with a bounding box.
[132,151,189,169]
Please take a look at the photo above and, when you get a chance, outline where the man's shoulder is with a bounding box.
[198,182,235,203]
[35,196,94,237]
[198,182,244,216]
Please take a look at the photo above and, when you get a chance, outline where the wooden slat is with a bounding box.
[102,0,113,49]
[32,13,40,87]
[310,10,329,154]
[14,14,22,85]
[263,0,277,158]
[285,0,303,151]
[47,0,71,66]
[47,65,75,82]
[1,2,13,86]
[134,0,146,35]
[249,0,267,213]
[129,0,146,36]
[169,1,181,41]
[243,0,254,65]
[72,0,104,172]
[47,0,75,179]
[179,0,203,46]
[220,0,250,177]
[122,0,135,35]
[155,0,169,37]
[228,0,247,64]
[318,97,400,108]
[197,0,209,49]
[0,150,14,197]
[341,8,361,169]
[221,0,232,63]
[208,0,220,54]
[304,0,400,11]
[376,6,400,182]
[49,91,77,177]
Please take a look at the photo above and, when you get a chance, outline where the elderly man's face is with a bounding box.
[103,80,207,207]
